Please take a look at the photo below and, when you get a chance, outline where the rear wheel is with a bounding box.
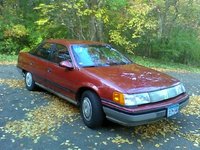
[25,72,36,91]
[80,91,104,128]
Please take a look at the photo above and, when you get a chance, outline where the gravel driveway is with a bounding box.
[0,65,200,150]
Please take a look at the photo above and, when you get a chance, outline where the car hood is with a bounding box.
[84,64,180,94]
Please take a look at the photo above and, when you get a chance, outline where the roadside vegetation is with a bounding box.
[0,54,18,65]
[133,56,200,73]
[0,54,18,62]
[0,0,200,68]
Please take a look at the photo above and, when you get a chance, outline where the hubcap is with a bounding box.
[26,72,32,87]
[82,97,92,121]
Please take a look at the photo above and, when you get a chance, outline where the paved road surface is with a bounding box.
[0,65,200,150]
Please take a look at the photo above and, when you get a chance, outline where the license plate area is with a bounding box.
[167,104,179,117]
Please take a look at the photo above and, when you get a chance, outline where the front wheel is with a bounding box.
[25,72,36,91]
[80,91,105,128]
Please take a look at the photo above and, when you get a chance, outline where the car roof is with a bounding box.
[46,39,105,46]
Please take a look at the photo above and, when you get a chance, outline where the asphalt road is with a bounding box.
[0,65,200,150]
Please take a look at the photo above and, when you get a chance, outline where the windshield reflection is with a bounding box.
[72,45,132,67]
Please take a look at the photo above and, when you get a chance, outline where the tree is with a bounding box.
[0,0,200,65]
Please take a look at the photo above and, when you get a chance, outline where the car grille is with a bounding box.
[148,84,185,103]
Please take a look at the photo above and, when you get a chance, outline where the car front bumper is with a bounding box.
[102,93,189,126]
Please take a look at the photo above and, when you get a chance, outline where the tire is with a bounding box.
[25,72,36,91]
[80,91,104,128]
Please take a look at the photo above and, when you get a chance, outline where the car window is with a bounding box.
[72,45,132,67]
[50,44,71,64]
[31,43,52,60]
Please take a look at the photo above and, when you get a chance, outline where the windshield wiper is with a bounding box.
[82,65,97,68]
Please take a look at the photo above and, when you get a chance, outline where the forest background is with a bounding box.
[0,0,200,66]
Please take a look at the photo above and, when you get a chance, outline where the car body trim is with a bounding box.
[46,79,76,94]
[32,73,76,94]
[101,93,189,114]
[36,82,78,105]
[103,97,189,126]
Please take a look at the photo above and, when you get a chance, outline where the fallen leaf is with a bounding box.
[181,95,200,117]
[155,144,160,148]
[3,95,79,140]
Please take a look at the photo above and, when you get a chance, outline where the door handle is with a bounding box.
[30,62,34,65]
[47,68,52,73]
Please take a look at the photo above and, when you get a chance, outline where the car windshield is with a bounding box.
[72,45,132,67]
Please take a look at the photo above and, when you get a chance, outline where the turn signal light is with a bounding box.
[113,92,125,105]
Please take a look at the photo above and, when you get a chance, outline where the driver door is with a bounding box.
[46,44,77,102]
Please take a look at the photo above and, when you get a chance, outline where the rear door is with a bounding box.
[29,42,52,87]
[46,44,77,102]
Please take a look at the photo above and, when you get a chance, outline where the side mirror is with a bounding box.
[59,61,73,69]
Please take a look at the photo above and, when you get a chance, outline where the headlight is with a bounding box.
[112,84,186,106]
[149,89,169,102]
[149,83,186,102]
[112,92,150,106]
[124,93,150,106]
[176,83,186,94]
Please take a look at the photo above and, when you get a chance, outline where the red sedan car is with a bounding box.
[17,39,189,128]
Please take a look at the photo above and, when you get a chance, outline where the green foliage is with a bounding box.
[0,0,200,66]
[132,56,200,73]
[106,0,127,10]
[4,24,28,38]
[135,0,200,66]
[0,39,19,55]
[0,24,29,54]
[152,28,200,65]
[0,54,18,62]
[108,1,157,53]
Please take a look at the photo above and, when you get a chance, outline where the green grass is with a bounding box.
[0,54,18,62]
[131,56,200,73]
[135,56,200,72]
